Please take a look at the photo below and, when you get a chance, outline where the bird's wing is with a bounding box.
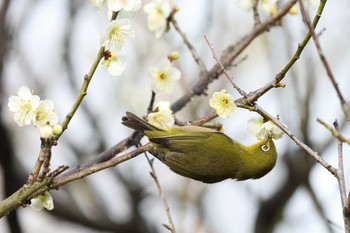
[147,131,230,153]
[146,130,244,183]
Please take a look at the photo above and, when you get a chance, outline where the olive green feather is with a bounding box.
[122,112,277,183]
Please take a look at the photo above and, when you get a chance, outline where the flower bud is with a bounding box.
[168,51,180,61]
[173,5,180,13]
[39,125,53,139]
[52,124,63,136]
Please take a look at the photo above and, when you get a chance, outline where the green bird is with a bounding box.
[122,112,277,183]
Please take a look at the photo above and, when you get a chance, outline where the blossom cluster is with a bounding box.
[8,86,62,139]
[208,89,283,140]
[100,18,135,76]
[91,0,141,76]
[93,0,181,76]
[142,52,181,129]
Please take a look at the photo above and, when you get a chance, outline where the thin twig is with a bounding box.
[317,118,350,145]
[146,154,176,233]
[298,0,350,122]
[252,0,261,27]
[48,165,69,178]
[334,121,346,207]
[170,17,207,76]
[61,48,105,134]
[191,110,218,126]
[204,35,248,98]
[333,120,350,233]
[148,91,156,114]
[345,194,350,233]
[144,92,176,232]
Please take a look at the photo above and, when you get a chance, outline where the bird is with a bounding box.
[122,112,277,183]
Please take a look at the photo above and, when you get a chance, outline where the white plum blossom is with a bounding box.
[144,0,173,38]
[30,191,54,211]
[33,99,59,128]
[102,50,127,76]
[107,0,141,12]
[149,58,181,93]
[209,89,237,118]
[247,117,284,139]
[8,86,40,127]
[147,101,174,129]
[8,86,60,139]
[100,19,135,52]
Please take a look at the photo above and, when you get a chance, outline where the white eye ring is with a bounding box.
[261,144,270,152]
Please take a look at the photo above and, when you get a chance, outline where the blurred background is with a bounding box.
[1,0,350,232]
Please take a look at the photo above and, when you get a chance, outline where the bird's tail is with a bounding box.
[121,112,162,132]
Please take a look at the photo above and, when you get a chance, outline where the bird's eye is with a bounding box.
[261,144,270,152]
